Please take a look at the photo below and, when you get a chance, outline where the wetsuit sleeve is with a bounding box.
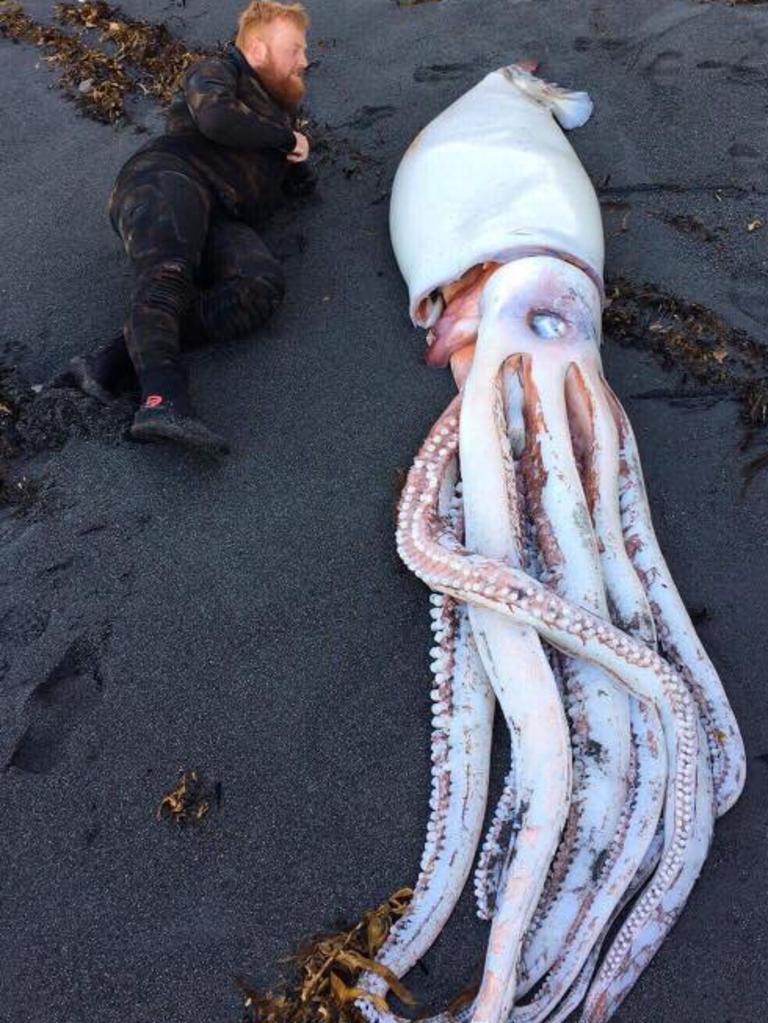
[282,159,318,197]
[184,58,296,153]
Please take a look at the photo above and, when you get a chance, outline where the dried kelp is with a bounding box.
[0,1,208,124]
[0,1,130,122]
[604,278,768,429]
[238,888,416,1023]
[57,1,206,104]
[156,768,215,826]
[605,279,768,488]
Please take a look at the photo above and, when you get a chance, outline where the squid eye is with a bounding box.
[528,310,567,339]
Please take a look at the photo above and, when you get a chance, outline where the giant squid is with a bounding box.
[353,64,746,1023]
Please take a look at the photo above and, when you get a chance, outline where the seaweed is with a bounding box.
[0,1,209,124]
[604,279,768,488]
[237,888,417,1023]
[604,278,768,430]
[156,768,215,826]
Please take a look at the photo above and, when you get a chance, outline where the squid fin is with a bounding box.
[501,64,594,129]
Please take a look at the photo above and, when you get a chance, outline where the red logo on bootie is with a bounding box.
[145,394,164,408]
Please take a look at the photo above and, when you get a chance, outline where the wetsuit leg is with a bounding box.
[183,214,286,347]
[109,156,212,386]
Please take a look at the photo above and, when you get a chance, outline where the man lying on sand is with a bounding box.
[64,0,315,454]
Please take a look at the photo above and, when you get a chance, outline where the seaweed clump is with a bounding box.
[156,768,217,826]
[236,888,417,1023]
[604,278,768,488]
[0,1,209,124]
[604,278,768,429]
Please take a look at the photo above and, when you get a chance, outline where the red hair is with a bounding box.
[235,1,309,48]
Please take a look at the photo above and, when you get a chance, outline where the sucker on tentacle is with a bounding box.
[356,486,496,1021]
[607,388,746,816]
[474,766,518,922]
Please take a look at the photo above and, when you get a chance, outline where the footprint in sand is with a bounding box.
[727,141,764,185]
[0,602,51,651]
[341,105,397,131]
[727,64,766,86]
[730,278,768,328]
[413,62,475,83]
[645,50,684,87]
[8,636,105,774]
[728,141,761,166]
[574,36,627,54]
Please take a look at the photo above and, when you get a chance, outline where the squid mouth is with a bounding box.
[424,263,498,369]
[422,251,607,373]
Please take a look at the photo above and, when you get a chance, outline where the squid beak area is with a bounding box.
[450,344,478,389]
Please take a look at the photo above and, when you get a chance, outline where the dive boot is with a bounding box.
[130,393,229,455]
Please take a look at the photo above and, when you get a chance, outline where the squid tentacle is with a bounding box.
[359,364,564,1023]
[579,716,714,1022]
[534,829,666,1023]
[465,600,572,1023]
[473,376,540,925]
[606,387,746,816]
[458,354,573,1023]
[513,357,633,996]
[395,399,706,1021]
[513,703,665,1023]
[507,364,670,1021]
[357,508,495,1021]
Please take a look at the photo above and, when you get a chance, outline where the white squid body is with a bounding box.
[391,65,603,330]
[356,67,746,1023]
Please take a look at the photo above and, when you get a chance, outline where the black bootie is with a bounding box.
[130,365,229,455]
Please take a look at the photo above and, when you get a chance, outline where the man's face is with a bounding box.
[244,20,308,109]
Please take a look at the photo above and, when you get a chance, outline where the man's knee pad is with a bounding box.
[135,260,197,321]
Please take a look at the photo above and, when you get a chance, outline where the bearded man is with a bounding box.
[66,1,314,453]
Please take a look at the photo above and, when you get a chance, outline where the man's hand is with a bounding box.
[286,131,310,164]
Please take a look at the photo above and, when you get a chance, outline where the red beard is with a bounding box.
[257,57,306,110]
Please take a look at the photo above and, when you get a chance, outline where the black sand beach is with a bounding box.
[1,1,767,1021]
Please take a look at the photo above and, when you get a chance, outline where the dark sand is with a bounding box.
[1,1,767,1021]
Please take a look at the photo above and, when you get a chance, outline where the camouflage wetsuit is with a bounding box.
[108,44,315,391]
